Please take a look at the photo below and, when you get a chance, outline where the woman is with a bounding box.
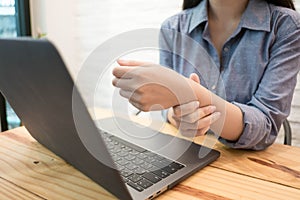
[112,0,300,150]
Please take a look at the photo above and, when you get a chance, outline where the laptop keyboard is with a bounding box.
[101,131,185,192]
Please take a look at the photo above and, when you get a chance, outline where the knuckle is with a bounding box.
[119,90,125,97]
[173,107,181,116]
[197,129,206,136]
[112,68,118,76]
[112,78,119,87]
[198,109,205,118]
[191,112,200,123]
[137,103,148,112]
[179,122,189,130]
[139,97,149,108]
[139,102,150,112]
[184,114,194,123]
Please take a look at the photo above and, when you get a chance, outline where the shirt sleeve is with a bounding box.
[220,15,300,150]
[159,19,174,70]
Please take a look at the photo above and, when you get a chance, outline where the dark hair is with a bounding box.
[182,0,295,10]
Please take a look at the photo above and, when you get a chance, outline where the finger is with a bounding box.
[179,105,217,123]
[179,129,199,138]
[195,126,210,137]
[195,112,221,130]
[119,89,134,99]
[117,59,152,67]
[173,101,199,117]
[179,121,199,131]
[112,66,135,78]
[189,73,200,84]
[129,100,148,111]
[179,111,221,132]
[112,78,134,90]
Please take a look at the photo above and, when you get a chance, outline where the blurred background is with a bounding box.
[0,0,299,146]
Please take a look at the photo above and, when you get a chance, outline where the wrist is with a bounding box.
[187,78,211,106]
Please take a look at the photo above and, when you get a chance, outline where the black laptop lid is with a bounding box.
[0,38,132,200]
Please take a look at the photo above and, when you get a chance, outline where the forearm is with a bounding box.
[188,79,244,141]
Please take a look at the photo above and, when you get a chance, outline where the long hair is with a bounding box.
[182,0,296,10]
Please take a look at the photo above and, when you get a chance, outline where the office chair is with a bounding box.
[283,119,292,145]
[0,92,8,132]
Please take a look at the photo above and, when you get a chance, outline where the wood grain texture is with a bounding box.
[211,142,300,189]
[0,177,44,200]
[1,118,300,199]
[0,127,116,200]
[158,167,300,200]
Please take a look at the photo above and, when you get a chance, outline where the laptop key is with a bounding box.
[152,170,170,179]
[126,163,138,170]
[145,151,156,157]
[127,182,144,192]
[137,179,153,189]
[129,150,140,156]
[128,174,143,183]
[160,158,173,166]
[137,153,148,160]
[110,148,121,154]
[152,160,168,169]
[123,146,132,152]
[111,136,146,153]
[132,167,146,175]
[111,154,121,162]
[125,154,136,161]
[162,165,177,174]
[142,172,161,183]
[116,164,125,171]
[121,170,133,177]
[123,178,129,183]
[169,162,185,170]
[144,157,156,163]
[140,162,153,170]
[117,151,129,157]
[154,154,165,161]
[132,158,144,166]
[117,159,130,166]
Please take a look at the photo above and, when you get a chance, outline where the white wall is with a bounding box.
[30,0,79,78]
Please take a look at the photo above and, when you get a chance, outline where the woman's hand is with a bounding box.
[167,73,221,137]
[112,60,198,111]
[168,101,221,137]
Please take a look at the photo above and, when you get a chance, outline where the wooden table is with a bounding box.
[0,111,300,200]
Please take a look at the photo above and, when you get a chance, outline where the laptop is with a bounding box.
[0,38,220,200]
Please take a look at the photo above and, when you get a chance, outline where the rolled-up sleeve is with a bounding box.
[220,14,300,150]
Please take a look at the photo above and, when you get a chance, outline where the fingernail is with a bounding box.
[214,112,221,119]
[210,106,217,112]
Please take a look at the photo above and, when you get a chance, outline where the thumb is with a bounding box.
[189,73,200,84]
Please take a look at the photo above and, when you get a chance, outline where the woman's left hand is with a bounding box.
[112,60,197,111]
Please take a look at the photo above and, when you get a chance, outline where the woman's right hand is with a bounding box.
[168,101,220,137]
[167,73,221,137]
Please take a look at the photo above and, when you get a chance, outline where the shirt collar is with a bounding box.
[240,0,271,32]
[188,0,208,33]
[188,0,271,34]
